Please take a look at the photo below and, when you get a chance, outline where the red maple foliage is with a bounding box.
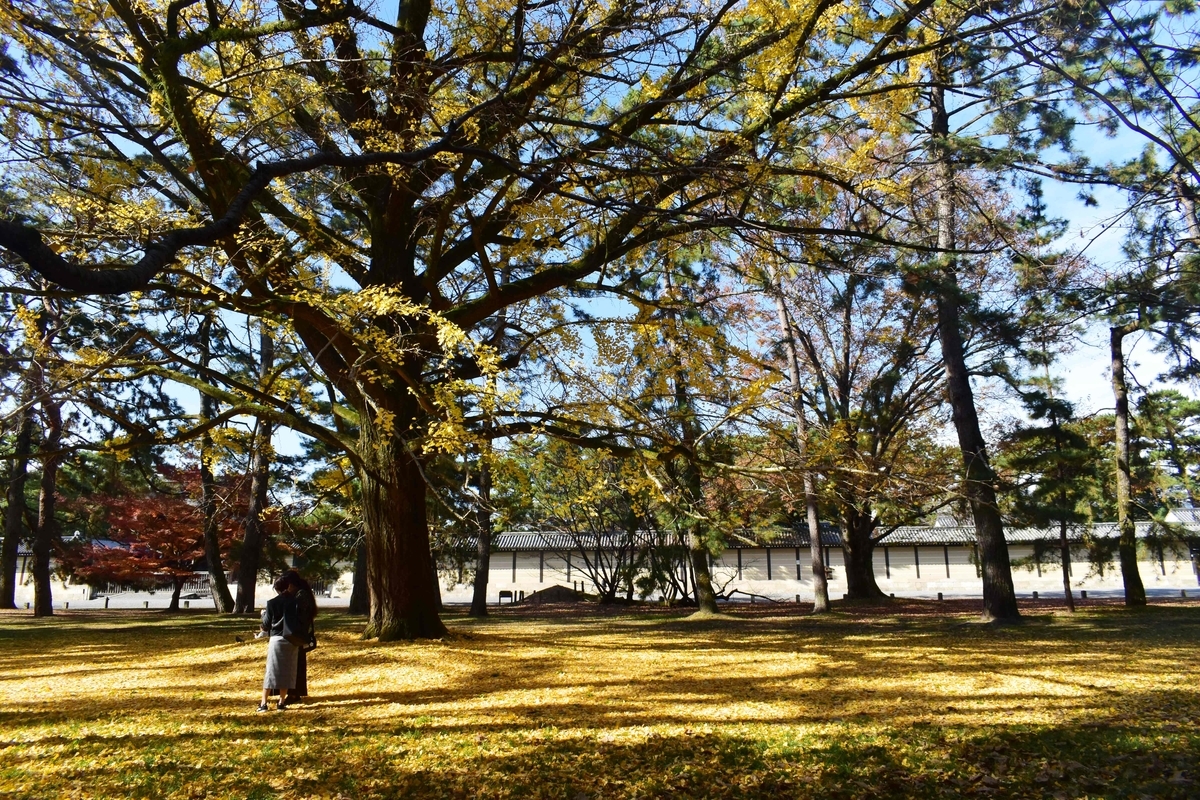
[61,469,243,603]
[70,495,205,586]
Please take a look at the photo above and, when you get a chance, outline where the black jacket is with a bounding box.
[261,593,301,642]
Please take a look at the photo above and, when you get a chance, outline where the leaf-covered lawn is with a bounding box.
[0,601,1197,799]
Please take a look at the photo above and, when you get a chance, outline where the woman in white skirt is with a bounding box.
[257,575,301,712]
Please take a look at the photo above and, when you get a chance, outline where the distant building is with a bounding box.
[13,517,1200,609]
[472,520,1199,605]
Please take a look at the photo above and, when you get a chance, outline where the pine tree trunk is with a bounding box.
[1059,519,1075,613]
[0,388,35,609]
[1110,325,1147,606]
[469,439,492,618]
[468,522,491,616]
[679,456,718,614]
[688,537,718,613]
[234,425,271,613]
[198,320,235,612]
[234,331,274,614]
[843,512,885,600]
[200,436,235,612]
[931,75,1019,622]
[671,380,718,615]
[32,395,63,618]
[358,410,447,640]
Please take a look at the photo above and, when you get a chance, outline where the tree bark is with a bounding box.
[677,421,718,615]
[667,330,718,615]
[234,330,274,614]
[1045,398,1077,614]
[359,410,447,640]
[931,75,1020,622]
[348,539,369,615]
[842,510,885,600]
[1110,324,1147,606]
[32,394,63,618]
[687,530,718,613]
[469,437,493,617]
[198,318,235,613]
[0,382,35,609]
[167,576,184,612]
[1059,519,1075,613]
[769,276,830,612]
[935,282,1019,620]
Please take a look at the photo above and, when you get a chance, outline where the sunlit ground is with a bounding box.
[0,599,1197,799]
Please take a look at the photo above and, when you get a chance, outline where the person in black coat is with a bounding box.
[283,570,318,701]
[257,575,302,712]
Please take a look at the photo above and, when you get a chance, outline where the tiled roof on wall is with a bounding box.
[490,521,1191,551]
[490,525,844,552]
[1166,507,1200,526]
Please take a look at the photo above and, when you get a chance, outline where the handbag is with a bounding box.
[296,591,318,651]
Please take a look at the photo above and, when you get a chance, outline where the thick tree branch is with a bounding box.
[0,144,457,294]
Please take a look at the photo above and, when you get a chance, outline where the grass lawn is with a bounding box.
[0,599,1197,799]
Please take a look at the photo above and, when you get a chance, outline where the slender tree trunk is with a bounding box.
[359,421,447,639]
[1173,169,1200,244]
[1059,519,1075,613]
[931,75,1019,622]
[0,385,35,609]
[166,576,184,612]
[200,418,235,612]
[198,319,235,612]
[805,485,829,611]
[843,511,885,600]
[936,275,1018,621]
[432,560,444,612]
[234,426,271,613]
[1110,325,1147,606]
[349,539,369,615]
[668,370,718,614]
[234,330,274,614]
[32,395,63,618]
[687,528,717,613]
[656,274,720,616]
[1044,388,1076,614]
[768,276,830,612]
[469,436,493,618]
[679,448,718,614]
[467,518,492,615]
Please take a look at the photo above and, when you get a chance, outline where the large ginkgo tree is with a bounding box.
[1,0,969,638]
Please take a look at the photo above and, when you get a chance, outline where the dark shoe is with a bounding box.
[256,703,269,713]
[276,701,289,711]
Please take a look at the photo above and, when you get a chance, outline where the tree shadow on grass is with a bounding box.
[1,608,1199,798]
[4,607,1197,733]
[5,715,1195,799]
